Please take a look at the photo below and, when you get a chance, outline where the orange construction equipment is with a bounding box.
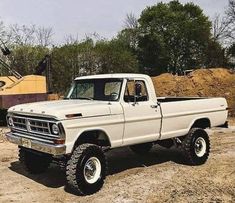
[0,75,47,125]
[0,75,47,108]
[0,39,48,125]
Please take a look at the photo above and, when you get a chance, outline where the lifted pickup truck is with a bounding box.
[6,74,228,195]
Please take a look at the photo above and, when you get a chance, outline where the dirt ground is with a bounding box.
[0,122,235,203]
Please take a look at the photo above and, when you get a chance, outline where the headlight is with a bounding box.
[52,124,59,135]
[8,117,14,126]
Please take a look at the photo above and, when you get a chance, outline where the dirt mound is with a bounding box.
[152,68,235,116]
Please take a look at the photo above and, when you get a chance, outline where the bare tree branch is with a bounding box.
[0,21,6,39]
[124,13,138,29]
[212,14,232,41]
[64,34,80,45]
[226,0,235,21]
[35,26,53,47]
[9,24,36,46]
[212,0,235,45]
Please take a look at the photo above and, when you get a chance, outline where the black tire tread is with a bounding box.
[182,128,210,165]
[66,143,107,195]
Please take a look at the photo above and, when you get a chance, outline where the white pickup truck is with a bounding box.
[6,74,228,195]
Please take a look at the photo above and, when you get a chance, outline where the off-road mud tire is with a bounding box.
[182,128,210,165]
[66,144,107,195]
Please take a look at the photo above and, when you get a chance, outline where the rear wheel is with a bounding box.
[66,144,107,195]
[182,128,210,165]
[19,146,52,174]
[130,143,153,155]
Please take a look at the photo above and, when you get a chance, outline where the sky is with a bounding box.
[0,0,229,44]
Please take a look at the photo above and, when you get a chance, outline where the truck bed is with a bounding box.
[158,97,228,140]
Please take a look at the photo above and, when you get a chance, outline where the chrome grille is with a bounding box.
[12,117,27,130]
[28,120,51,134]
[10,115,60,144]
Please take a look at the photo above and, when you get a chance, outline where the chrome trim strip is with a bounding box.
[12,126,28,132]
[8,112,58,120]
[163,108,227,119]
[13,132,54,144]
[61,113,124,121]
[12,115,56,124]
[13,129,60,139]
[63,114,110,120]
[29,124,49,129]
[6,132,66,155]
[13,121,26,125]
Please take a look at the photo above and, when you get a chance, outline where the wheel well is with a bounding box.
[74,130,111,149]
[191,118,211,129]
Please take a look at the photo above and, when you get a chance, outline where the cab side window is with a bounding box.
[124,80,148,102]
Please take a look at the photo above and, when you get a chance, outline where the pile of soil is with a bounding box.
[152,68,235,116]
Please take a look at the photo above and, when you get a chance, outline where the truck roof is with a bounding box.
[74,73,157,101]
[74,73,149,80]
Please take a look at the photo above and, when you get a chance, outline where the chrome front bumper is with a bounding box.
[6,132,66,155]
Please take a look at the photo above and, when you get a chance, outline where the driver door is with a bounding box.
[121,79,161,145]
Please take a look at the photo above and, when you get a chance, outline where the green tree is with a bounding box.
[50,38,97,93]
[136,0,217,75]
[205,40,227,67]
[117,13,139,51]
[227,42,235,69]
[95,39,138,74]
[7,45,49,75]
[50,38,138,94]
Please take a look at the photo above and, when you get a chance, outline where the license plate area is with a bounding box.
[21,138,32,148]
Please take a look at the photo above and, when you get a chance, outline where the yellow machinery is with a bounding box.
[0,39,48,125]
[0,75,47,125]
[0,75,46,96]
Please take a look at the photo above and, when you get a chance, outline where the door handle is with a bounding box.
[151,104,158,108]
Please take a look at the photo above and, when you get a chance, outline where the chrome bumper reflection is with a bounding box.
[6,132,66,155]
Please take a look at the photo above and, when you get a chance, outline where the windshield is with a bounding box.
[65,78,123,101]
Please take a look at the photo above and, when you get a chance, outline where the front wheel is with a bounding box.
[182,128,210,165]
[66,144,107,195]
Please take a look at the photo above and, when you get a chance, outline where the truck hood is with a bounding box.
[8,100,111,120]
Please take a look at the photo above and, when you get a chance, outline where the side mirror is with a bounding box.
[110,92,119,101]
[132,95,139,106]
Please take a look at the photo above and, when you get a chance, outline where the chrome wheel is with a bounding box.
[83,157,101,184]
[194,137,206,157]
